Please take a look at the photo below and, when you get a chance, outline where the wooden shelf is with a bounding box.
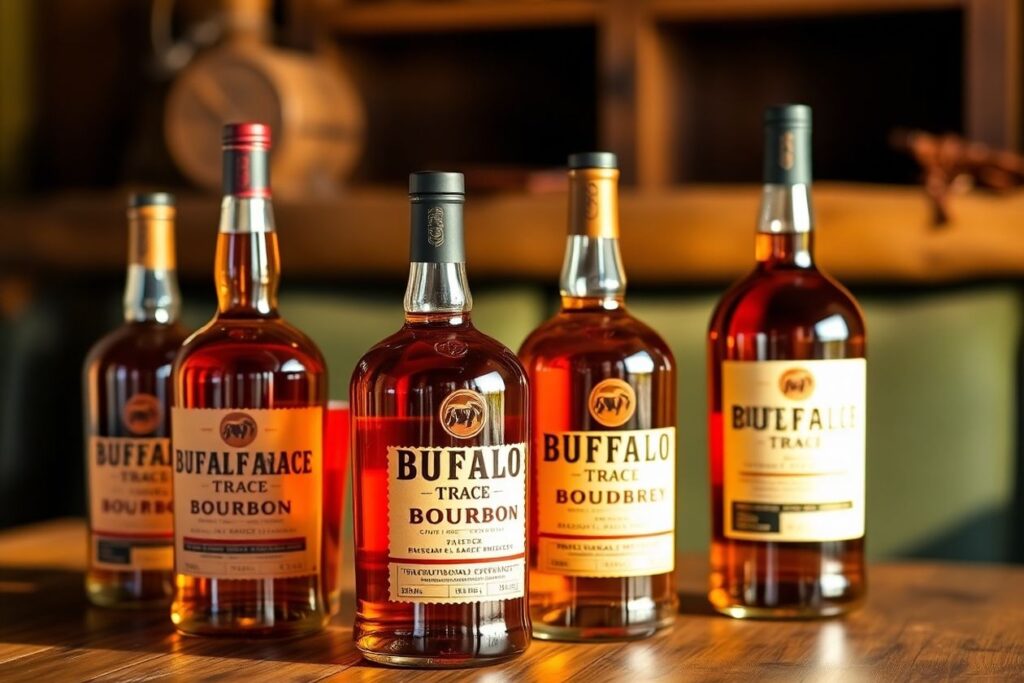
[648,0,964,21]
[322,0,1019,189]
[331,0,600,34]
[331,0,964,33]
[3,184,1024,285]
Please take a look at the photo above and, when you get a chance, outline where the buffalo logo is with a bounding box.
[588,379,636,427]
[122,393,161,435]
[219,412,258,448]
[426,206,445,247]
[779,368,814,400]
[440,389,488,439]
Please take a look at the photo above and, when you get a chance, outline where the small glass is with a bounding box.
[323,400,350,617]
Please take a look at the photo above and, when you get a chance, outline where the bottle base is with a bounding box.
[710,595,864,620]
[87,592,171,610]
[172,611,327,638]
[357,648,525,669]
[531,614,674,642]
[86,578,172,610]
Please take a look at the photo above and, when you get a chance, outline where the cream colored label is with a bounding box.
[722,359,865,542]
[88,436,173,571]
[387,444,527,604]
[537,428,675,577]
[171,407,323,579]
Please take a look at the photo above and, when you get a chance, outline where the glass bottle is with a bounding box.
[351,172,531,666]
[83,193,188,608]
[519,152,677,640]
[708,105,867,618]
[171,123,328,636]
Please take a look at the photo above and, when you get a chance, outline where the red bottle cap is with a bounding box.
[222,122,272,150]
[221,123,271,198]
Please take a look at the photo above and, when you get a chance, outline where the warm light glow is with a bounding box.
[816,621,850,666]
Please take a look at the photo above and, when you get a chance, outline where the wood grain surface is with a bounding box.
[0,519,1022,681]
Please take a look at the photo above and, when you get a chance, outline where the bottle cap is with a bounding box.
[764,104,812,128]
[408,171,465,264]
[409,171,465,196]
[222,122,272,149]
[568,152,618,170]
[763,104,813,185]
[222,123,271,198]
[128,192,175,208]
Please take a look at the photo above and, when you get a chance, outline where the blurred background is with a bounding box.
[0,0,1022,563]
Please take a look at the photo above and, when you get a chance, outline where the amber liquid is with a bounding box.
[351,314,531,667]
[708,233,866,618]
[519,297,677,639]
[171,232,329,636]
[84,320,189,608]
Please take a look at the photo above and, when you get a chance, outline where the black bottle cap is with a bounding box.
[409,171,465,263]
[128,192,175,208]
[568,152,618,170]
[409,171,465,197]
[764,104,812,127]
[763,104,813,185]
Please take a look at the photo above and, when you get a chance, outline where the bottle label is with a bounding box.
[536,428,676,577]
[171,407,323,579]
[386,444,527,604]
[722,359,866,542]
[88,436,174,571]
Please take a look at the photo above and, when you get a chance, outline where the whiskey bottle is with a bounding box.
[519,153,678,640]
[171,123,328,636]
[707,105,867,618]
[83,193,188,608]
[350,172,531,667]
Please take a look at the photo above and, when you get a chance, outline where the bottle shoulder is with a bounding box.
[519,308,674,370]
[351,322,526,390]
[84,321,190,373]
[176,315,326,373]
[710,266,865,339]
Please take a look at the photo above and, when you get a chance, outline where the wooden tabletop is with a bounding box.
[1,519,1022,681]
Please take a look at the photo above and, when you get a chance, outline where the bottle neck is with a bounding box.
[755,183,815,269]
[560,166,626,311]
[124,205,180,323]
[404,262,472,324]
[404,190,471,325]
[215,196,280,316]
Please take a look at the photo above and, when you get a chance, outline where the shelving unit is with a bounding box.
[328,0,1021,187]
[6,1,1022,283]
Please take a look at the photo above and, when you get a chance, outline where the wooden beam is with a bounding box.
[965,0,1021,149]
[636,21,679,188]
[598,0,642,184]
[330,0,599,34]
[3,185,1024,285]
[649,0,964,21]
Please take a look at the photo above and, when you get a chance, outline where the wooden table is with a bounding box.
[1,519,1022,681]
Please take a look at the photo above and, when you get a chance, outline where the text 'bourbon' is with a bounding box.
[83,193,188,608]
[170,123,328,636]
[350,172,531,667]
